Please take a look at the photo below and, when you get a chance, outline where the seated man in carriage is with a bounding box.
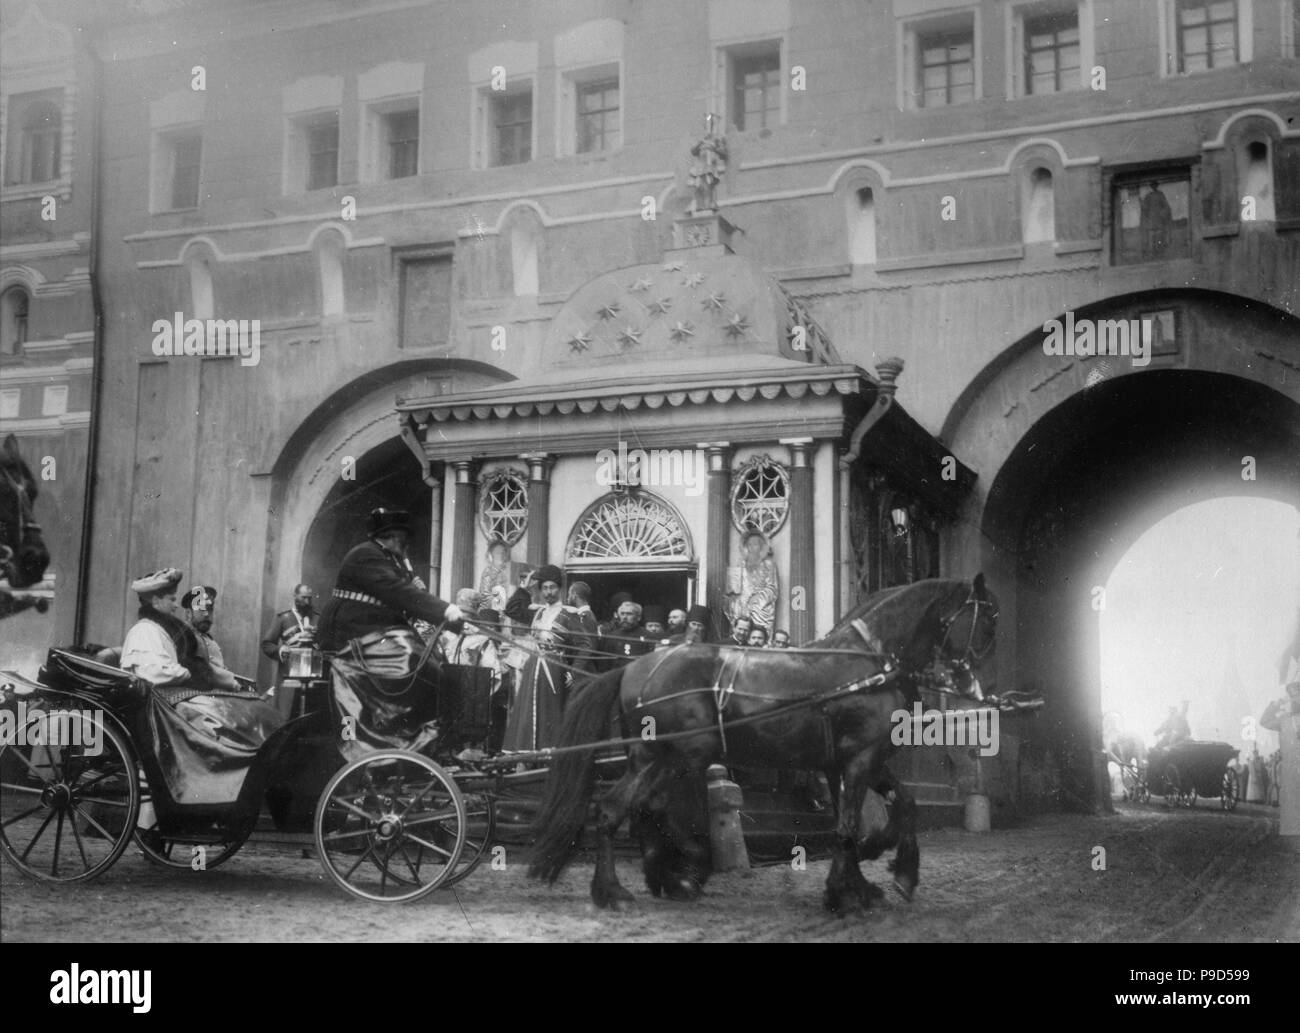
[317,507,464,759]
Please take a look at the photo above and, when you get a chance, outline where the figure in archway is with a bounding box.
[1140,180,1173,258]
[726,529,779,632]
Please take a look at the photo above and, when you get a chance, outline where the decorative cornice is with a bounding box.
[401,366,870,428]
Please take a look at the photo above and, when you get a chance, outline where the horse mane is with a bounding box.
[816,578,973,670]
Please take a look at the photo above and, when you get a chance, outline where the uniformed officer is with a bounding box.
[260,583,320,715]
[181,584,240,680]
[317,508,462,649]
[318,508,465,756]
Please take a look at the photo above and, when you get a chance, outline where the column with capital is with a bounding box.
[521,453,553,569]
[704,444,732,635]
[449,461,477,595]
[784,439,816,644]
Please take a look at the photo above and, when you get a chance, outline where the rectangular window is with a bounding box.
[4,89,63,186]
[169,131,202,210]
[576,79,620,153]
[384,109,419,179]
[306,115,339,190]
[1024,10,1081,93]
[0,389,19,419]
[397,253,453,350]
[731,50,781,131]
[1177,0,1238,71]
[919,30,975,107]
[1112,170,1192,264]
[41,384,68,417]
[492,90,533,166]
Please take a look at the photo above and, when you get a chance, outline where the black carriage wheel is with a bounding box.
[314,750,466,903]
[1163,763,1183,808]
[1221,767,1239,811]
[0,712,140,883]
[438,790,495,889]
[134,792,254,872]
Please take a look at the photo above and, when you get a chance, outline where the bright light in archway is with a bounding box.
[1100,498,1300,760]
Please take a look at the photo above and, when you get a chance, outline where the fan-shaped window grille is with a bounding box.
[567,494,691,560]
[730,456,790,536]
[478,469,528,545]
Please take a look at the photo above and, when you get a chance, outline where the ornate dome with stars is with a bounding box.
[541,248,837,376]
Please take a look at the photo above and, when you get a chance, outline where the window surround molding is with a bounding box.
[1157,0,1253,78]
[282,75,343,194]
[468,41,539,170]
[554,19,625,159]
[357,62,424,184]
[709,0,790,132]
[834,165,886,267]
[148,90,205,214]
[0,5,76,202]
[896,3,983,112]
[1004,0,1096,98]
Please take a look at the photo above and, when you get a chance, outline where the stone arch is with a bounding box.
[565,490,695,564]
[939,290,1300,814]
[179,238,218,320]
[1008,142,1063,247]
[258,358,514,674]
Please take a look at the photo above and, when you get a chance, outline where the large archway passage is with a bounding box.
[980,369,1300,810]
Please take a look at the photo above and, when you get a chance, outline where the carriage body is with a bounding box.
[0,646,488,900]
[1145,739,1240,809]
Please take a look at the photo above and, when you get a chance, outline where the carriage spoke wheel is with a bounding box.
[1221,767,1239,811]
[314,750,466,903]
[438,790,495,888]
[1163,764,1184,808]
[0,713,139,883]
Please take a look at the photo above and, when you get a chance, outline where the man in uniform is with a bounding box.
[318,508,464,756]
[502,565,584,752]
[260,583,319,715]
[182,584,242,684]
[598,600,655,670]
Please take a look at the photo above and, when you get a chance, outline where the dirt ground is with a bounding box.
[2,801,1296,943]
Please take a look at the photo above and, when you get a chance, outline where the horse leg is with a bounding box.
[589,763,646,910]
[877,767,920,901]
[656,764,711,902]
[823,752,884,915]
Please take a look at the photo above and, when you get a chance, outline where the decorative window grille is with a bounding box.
[478,469,528,545]
[568,494,690,560]
[730,456,790,537]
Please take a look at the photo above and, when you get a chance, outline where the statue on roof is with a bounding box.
[688,114,728,214]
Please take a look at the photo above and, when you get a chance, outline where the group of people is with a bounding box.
[111,508,799,763]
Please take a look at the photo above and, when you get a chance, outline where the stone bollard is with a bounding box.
[706,763,750,871]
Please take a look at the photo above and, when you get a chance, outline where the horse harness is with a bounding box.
[936,585,999,667]
[630,619,899,761]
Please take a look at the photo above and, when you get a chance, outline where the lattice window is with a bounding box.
[730,456,790,537]
[478,469,528,545]
[567,494,690,560]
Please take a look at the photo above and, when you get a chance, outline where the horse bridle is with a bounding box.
[937,586,999,668]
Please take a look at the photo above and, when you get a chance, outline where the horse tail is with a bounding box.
[528,666,625,884]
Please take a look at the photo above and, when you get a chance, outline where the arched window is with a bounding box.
[1,288,31,355]
[510,217,540,297]
[317,231,346,316]
[730,455,791,537]
[1021,166,1055,244]
[1239,139,1276,224]
[478,469,529,544]
[847,187,877,265]
[187,255,214,320]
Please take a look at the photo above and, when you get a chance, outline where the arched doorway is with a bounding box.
[942,292,1300,812]
[563,491,697,619]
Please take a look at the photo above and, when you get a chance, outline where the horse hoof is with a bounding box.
[861,880,885,904]
[608,889,638,912]
[892,878,916,902]
[663,876,701,902]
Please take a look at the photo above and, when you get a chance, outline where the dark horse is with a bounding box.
[530,575,998,913]
[0,433,50,617]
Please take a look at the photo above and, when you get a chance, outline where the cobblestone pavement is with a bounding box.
[2,802,1296,943]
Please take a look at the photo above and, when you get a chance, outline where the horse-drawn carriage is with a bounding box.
[1140,739,1240,810]
[2,575,1009,914]
[0,645,501,902]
